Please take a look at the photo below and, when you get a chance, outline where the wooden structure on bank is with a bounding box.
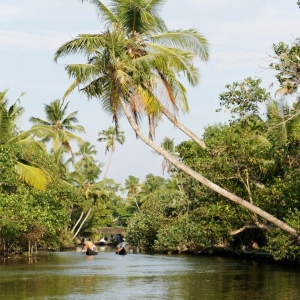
[97,227,125,235]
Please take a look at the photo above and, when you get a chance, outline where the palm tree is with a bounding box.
[159,136,186,195]
[55,1,300,238]
[266,99,300,164]
[267,100,300,144]
[77,0,208,148]
[50,145,73,178]
[98,126,125,179]
[160,137,178,175]
[29,99,85,153]
[0,90,48,190]
[75,141,98,168]
[57,0,209,144]
[0,90,25,143]
[125,175,140,211]
[68,158,107,239]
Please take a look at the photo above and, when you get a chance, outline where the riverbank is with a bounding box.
[124,245,300,266]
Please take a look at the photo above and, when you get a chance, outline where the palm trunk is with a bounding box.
[65,205,74,232]
[71,211,84,233]
[161,105,206,149]
[119,97,300,239]
[102,150,113,180]
[73,207,93,240]
[134,196,140,212]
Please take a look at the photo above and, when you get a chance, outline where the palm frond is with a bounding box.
[54,34,107,61]
[16,161,48,190]
[63,78,82,100]
[65,64,101,83]
[275,85,297,96]
[90,0,119,25]
[147,43,199,86]
[7,134,47,153]
[29,117,51,126]
[152,29,209,61]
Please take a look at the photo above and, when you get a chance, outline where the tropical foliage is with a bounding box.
[2,0,300,264]
[54,0,300,244]
[29,99,85,153]
[270,39,300,96]
[0,90,49,190]
[98,126,125,179]
[126,75,300,260]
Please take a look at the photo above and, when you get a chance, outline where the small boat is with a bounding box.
[86,248,98,256]
[97,237,112,246]
[116,247,127,255]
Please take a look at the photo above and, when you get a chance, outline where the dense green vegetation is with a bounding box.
[1,0,300,262]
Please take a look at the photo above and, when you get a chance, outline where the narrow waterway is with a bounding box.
[0,246,299,300]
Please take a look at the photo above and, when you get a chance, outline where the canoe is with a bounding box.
[116,247,127,255]
[86,248,98,256]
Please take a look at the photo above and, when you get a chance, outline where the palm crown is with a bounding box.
[0,89,25,143]
[55,0,209,137]
[29,99,85,152]
[98,126,125,179]
[0,90,48,190]
[75,141,98,168]
[98,126,125,153]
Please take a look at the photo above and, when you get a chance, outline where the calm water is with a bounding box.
[0,246,300,300]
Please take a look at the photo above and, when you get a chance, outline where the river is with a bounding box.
[0,246,299,299]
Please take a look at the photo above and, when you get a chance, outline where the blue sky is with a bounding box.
[0,0,299,185]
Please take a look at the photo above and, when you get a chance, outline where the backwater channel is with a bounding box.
[1,246,300,300]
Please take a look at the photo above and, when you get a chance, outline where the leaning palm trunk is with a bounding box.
[71,211,84,233]
[160,105,206,149]
[133,196,140,212]
[119,97,300,239]
[102,150,113,180]
[73,207,93,240]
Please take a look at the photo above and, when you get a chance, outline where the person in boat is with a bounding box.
[116,238,125,251]
[85,239,95,251]
[121,238,126,248]
[116,242,122,251]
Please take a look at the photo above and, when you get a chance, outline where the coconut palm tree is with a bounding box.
[266,99,300,165]
[82,0,208,148]
[29,99,85,153]
[267,100,300,144]
[75,141,98,168]
[0,90,48,190]
[125,175,140,211]
[160,137,178,175]
[57,0,209,146]
[0,90,25,143]
[98,126,125,179]
[50,145,74,179]
[55,1,300,239]
[159,136,186,195]
[68,158,107,239]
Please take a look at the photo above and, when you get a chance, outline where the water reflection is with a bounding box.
[0,247,300,299]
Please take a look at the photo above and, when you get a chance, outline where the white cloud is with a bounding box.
[164,1,300,50]
[0,29,71,51]
[0,4,22,22]
[212,50,263,70]
[0,29,99,52]
[210,18,300,48]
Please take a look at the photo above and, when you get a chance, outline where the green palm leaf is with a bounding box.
[89,0,119,25]
[16,161,48,190]
[151,29,209,61]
